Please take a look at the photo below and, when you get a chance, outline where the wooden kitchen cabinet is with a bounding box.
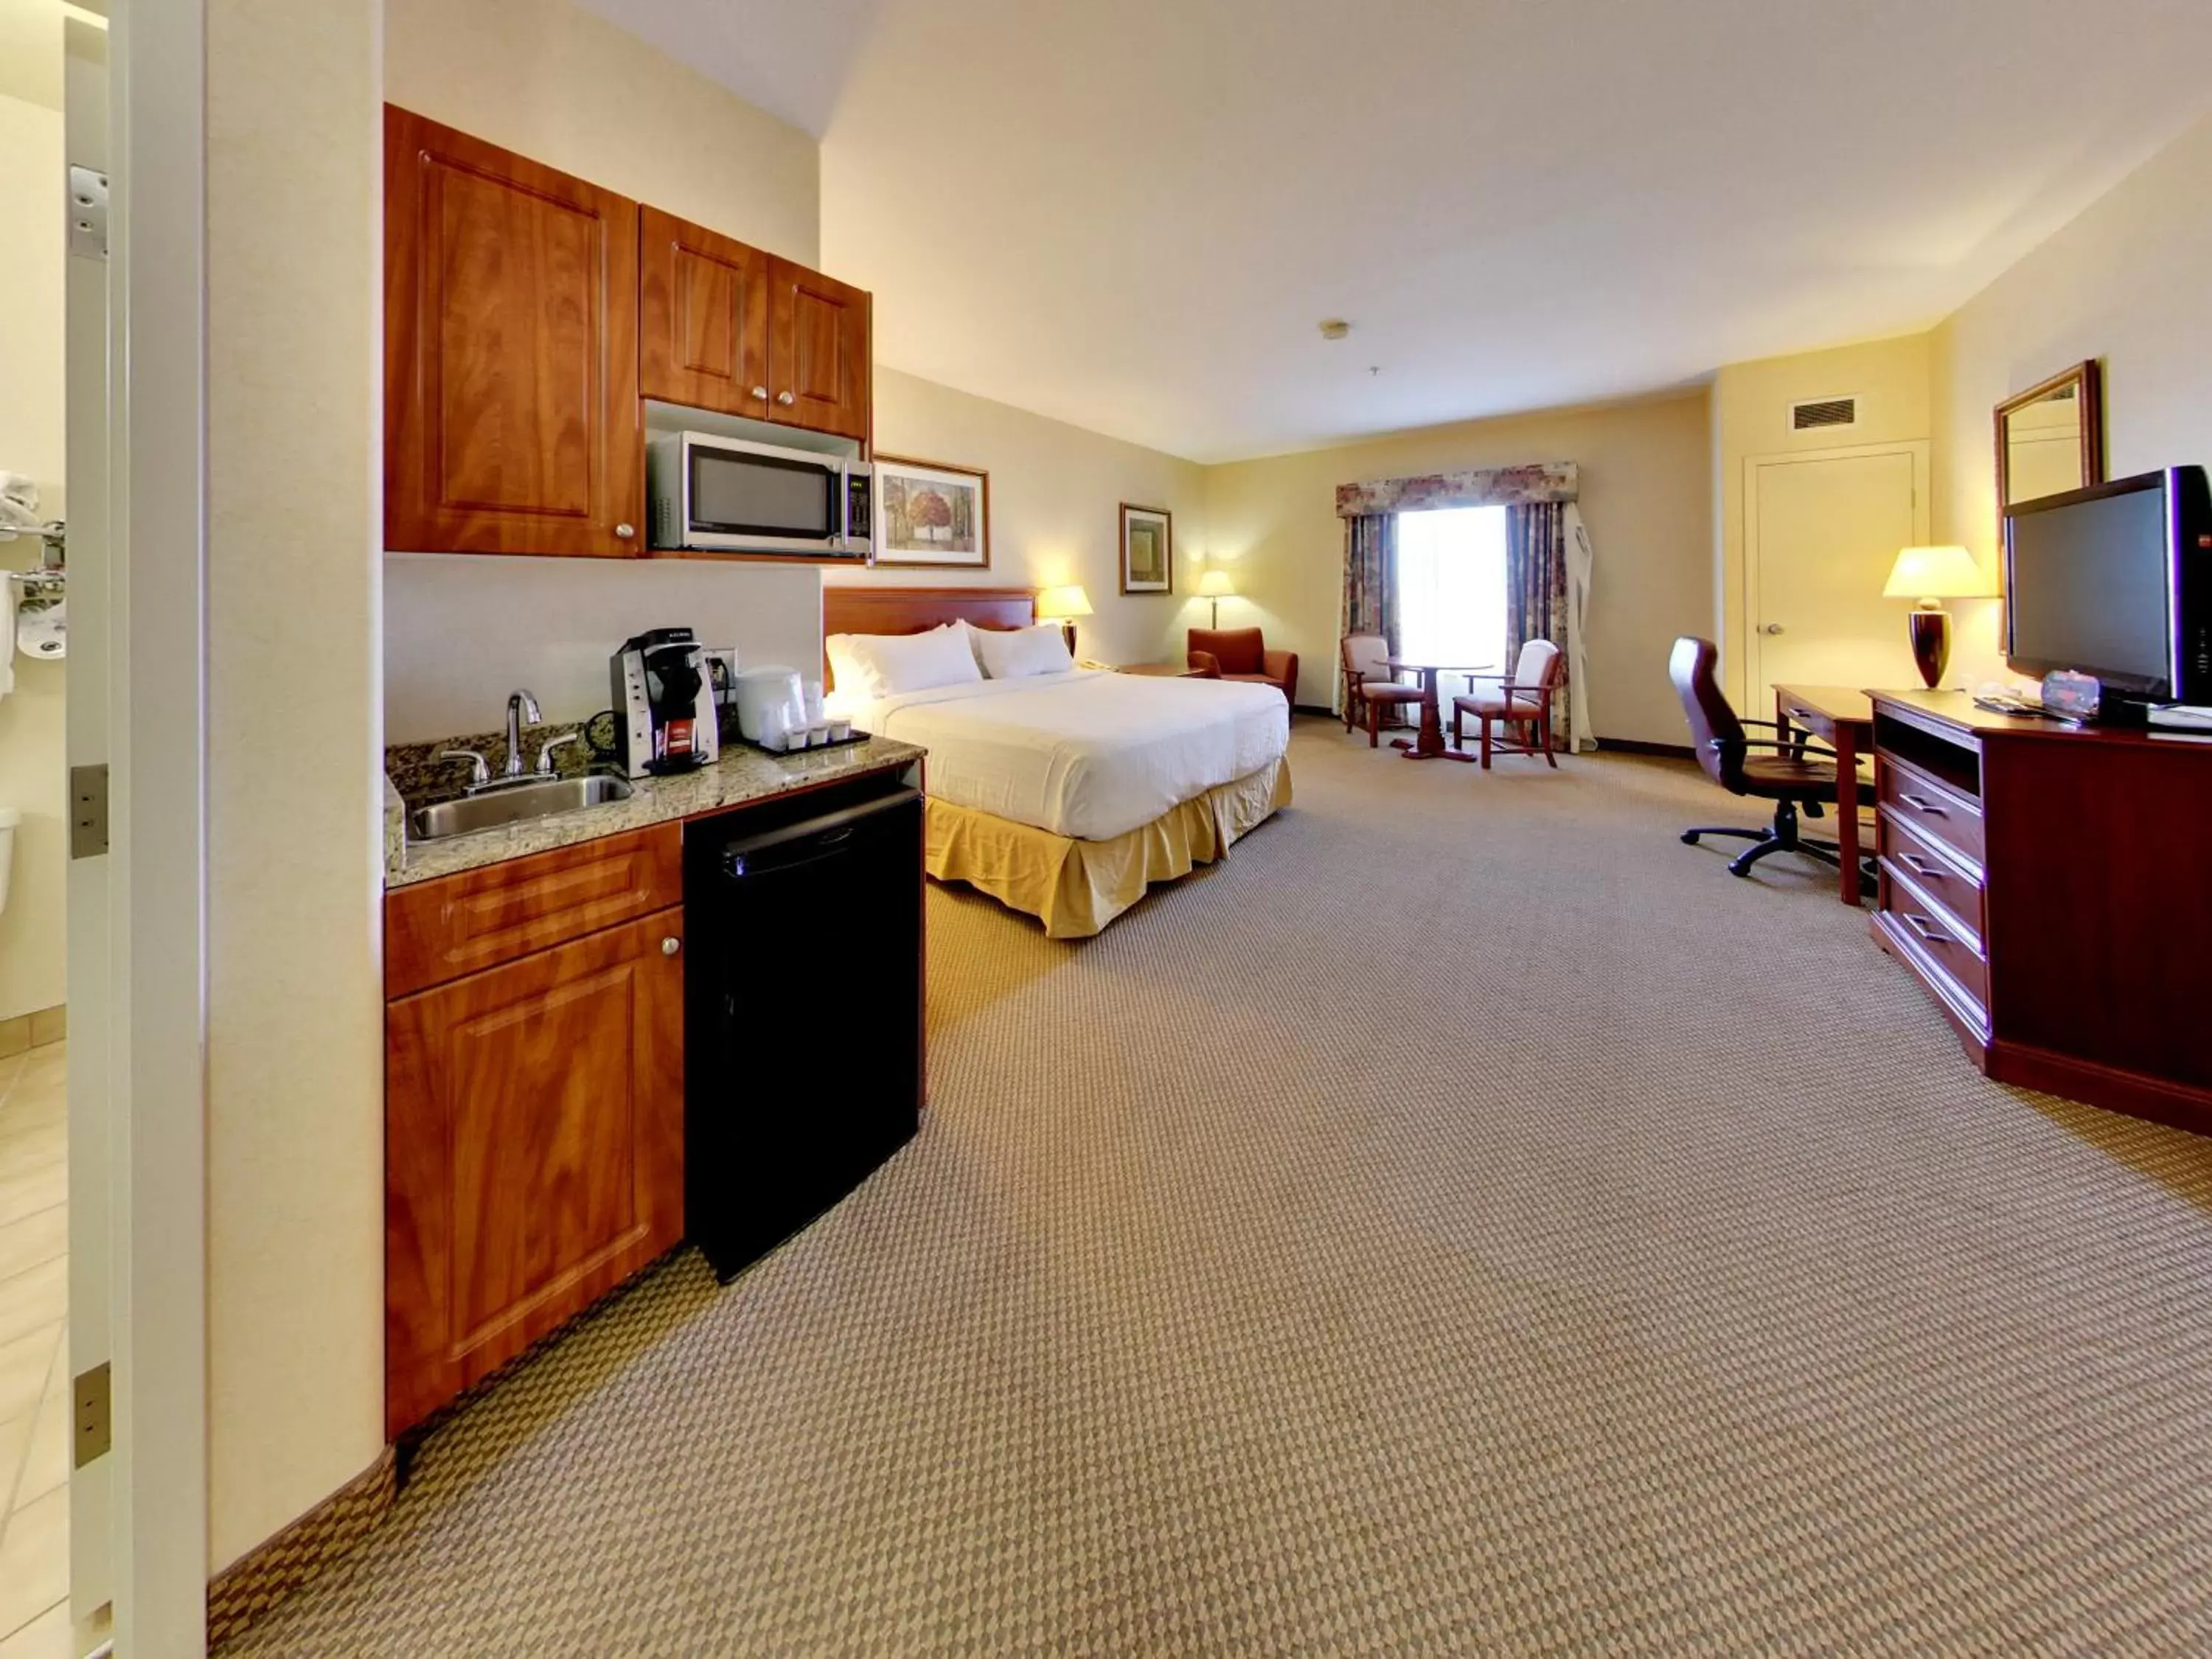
[639,206,773,421]
[384,106,644,557]
[767,256,872,442]
[384,831,685,1438]
[640,212,872,444]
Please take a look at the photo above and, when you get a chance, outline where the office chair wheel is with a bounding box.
[1682,830,1700,845]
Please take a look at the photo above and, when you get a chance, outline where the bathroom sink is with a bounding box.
[409,773,634,842]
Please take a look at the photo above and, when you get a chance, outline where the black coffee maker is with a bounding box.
[610,627,720,777]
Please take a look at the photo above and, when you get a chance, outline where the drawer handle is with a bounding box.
[1898,791,1946,816]
[1897,852,1941,881]
[1902,912,1950,947]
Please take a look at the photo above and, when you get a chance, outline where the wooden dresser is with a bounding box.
[1870,691,2212,1133]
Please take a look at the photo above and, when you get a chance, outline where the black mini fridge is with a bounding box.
[684,777,925,1282]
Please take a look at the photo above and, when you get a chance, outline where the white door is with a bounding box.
[1745,442,1930,710]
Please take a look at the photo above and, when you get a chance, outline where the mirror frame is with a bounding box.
[1994,358,2104,524]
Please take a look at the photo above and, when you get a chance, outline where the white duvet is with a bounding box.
[840,669,1289,841]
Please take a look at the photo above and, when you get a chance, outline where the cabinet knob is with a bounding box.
[661,936,681,956]
[751,386,769,401]
[776,390,796,406]
[614,523,635,540]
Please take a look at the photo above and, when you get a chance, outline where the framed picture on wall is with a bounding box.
[874,456,991,569]
[1120,503,1172,594]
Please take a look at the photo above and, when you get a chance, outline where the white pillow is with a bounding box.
[945,617,990,671]
[974,622,1075,680]
[826,625,984,700]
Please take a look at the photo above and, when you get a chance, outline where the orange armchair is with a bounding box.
[1188,627,1298,703]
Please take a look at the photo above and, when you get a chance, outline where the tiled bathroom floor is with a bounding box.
[0,1039,69,1657]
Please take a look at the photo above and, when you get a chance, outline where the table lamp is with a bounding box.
[1197,569,1236,629]
[1882,545,1995,689]
[1036,584,1093,655]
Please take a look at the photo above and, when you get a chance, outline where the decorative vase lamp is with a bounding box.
[1882,545,1996,689]
[1035,584,1093,656]
[1197,568,1236,629]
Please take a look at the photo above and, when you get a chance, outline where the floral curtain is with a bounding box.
[1506,501,1573,751]
[1335,462,1577,518]
[1341,511,1398,649]
[1340,512,1401,718]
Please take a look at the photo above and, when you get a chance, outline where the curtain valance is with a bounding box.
[1334,461,1578,518]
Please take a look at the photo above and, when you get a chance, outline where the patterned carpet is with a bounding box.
[224,721,2212,1657]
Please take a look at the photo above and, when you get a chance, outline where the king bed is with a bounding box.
[822,586,1292,937]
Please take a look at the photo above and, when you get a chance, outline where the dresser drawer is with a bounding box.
[386,824,684,998]
[1879,809,1986,937]
[1877,755,1985,871]
[1879,856,1989,1009]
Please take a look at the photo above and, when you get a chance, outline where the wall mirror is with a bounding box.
[1995,360,2104,514]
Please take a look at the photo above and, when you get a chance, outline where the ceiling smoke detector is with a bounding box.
[1318,319,1350,341]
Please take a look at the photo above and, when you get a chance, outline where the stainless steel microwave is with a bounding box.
[647,431,872,559]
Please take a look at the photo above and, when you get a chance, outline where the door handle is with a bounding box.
[1760,623,1784,636]
[1901,912,1950,947]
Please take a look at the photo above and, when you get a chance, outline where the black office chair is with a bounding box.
[1668,636,1846,880]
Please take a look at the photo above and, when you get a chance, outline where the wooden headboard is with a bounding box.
[821,585,1037,689]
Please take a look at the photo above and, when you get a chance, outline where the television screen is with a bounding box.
[2006,479,2173,694]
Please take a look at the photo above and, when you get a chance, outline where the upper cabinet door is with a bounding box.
[384,106,644,557]
[638,206,771,420]
[766,257,872,442]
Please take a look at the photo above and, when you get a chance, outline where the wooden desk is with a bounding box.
[1773,684,1875,905]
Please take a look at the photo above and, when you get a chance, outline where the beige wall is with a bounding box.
[385,556,824,741]
[384,0,818,266]
[1710,333,1933,706]
[855,369,1208,668]
[206,0,386,1572]
[1932,108,2212,690]
[0,75,66,1022]
[1201,393,1713,742]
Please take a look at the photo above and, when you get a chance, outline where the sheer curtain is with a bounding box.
[1395,507,1508,680]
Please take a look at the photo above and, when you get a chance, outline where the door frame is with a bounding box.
[70,0,214,1650]
[1742,439,1930,706]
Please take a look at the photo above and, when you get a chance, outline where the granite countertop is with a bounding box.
[384,735,927,889]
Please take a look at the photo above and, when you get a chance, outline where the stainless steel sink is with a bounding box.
[409,773,635,842]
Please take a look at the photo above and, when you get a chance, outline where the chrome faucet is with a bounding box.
[504,689,542,780]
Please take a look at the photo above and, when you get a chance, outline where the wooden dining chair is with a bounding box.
[1450,639,1564,768]
[1340,635,1424,748]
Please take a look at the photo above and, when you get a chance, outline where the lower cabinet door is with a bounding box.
[386,908,684,1437]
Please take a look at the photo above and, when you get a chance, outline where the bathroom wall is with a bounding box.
[0,42,68,1024]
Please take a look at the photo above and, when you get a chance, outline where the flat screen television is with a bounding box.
[2003,465,2212,705]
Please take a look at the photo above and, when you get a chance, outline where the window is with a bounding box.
[1395,507,1508,675]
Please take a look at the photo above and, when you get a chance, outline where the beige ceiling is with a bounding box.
[582,0,2212,462]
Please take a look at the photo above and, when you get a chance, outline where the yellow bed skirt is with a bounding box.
[924,758,1293,939]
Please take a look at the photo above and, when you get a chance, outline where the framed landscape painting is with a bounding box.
[1120,503,1172,594]
[874,456,990,568]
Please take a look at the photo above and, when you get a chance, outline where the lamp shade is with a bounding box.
[1035,584,1093,619]
[1882,545,1994,602]
[1197,570,1236,598]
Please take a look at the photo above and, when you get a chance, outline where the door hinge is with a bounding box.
[67,164,109,261]
[74,1362,111,1467]
[69,763,108,858]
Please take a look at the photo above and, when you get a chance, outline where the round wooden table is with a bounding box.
[1385,660,1495,760]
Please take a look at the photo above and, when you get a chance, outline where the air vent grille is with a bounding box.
[1791,396,1859,431]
